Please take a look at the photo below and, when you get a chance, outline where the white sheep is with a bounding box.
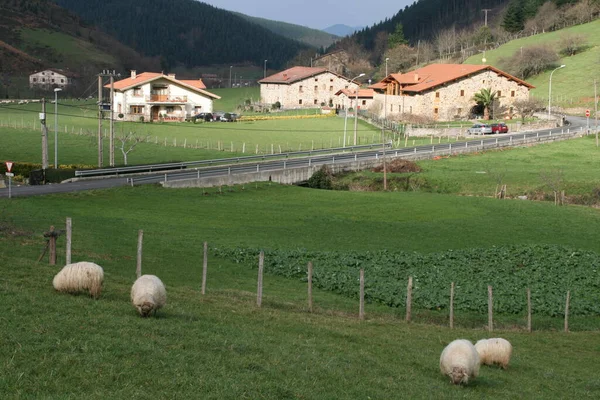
[439,339,480,385]
[131,275,167,317]
[52,262,104,298]
[475,338,513,369]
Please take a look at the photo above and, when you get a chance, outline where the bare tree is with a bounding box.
[384,44,417,74]
[498,45,559,79]
[117,131,144,166]
[540,168,565,205]
[558,32,588,56]
[512,98,543,123]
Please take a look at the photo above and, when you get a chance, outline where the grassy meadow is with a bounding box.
[464,18,600,108]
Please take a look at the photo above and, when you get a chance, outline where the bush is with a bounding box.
[307,165,334,190]
[498,45,559,79]
[139,116,145,122]
[272,101,281,110]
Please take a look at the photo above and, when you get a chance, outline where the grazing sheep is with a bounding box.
[440,339,480,385]
[131,275,166,317]
[475,338,513,369]
[52,262,104,298]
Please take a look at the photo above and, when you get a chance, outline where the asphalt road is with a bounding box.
[0,116,592,198]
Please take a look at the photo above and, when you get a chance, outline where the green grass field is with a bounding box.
[464,18,600,108]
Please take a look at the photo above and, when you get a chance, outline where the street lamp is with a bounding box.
[383,57,390,191]
[229,66,232,88]
[548,65,566,119]
[385,57,389,77]
[264,59,268,79]
[54,87,62,169]
[353,73,365,146]
[344,73,364,147]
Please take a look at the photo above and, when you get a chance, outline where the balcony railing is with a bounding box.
[146,95,188,103]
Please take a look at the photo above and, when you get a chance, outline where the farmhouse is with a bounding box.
[334,88,375,111]
[29,69,76,90]
[369,64,534,120]
[106,71,220,122]
[259,67,360,109]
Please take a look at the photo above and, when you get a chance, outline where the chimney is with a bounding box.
[131,70,137,79]
[414,73,419,82]
[283,73,288,80]
[168,73,176,79]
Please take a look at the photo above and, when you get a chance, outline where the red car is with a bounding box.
[491,123,509,134]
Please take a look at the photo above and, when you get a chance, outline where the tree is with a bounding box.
[558,32,588,56]
[383,44,417,74]
[117,131,144,166]
[512,98,543,123]
[388,23,408,48]
[498,45,559,79]
[472,88,497,120]
[503,0,525,33]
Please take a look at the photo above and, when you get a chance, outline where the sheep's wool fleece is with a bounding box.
[131,275,167,317]
[475,338,513,368]
[439,339,480,385]
[52,261,104,298]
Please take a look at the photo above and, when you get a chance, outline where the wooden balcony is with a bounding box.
[146,95,188,103]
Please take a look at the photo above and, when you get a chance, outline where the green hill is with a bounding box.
[464,18,600,108]
[234,12,339,49]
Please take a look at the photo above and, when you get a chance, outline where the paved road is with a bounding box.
[0,116,592,198]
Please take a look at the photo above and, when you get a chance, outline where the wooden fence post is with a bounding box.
[406,276,413,322]
[201,241,208,295]
[257,251,264,307]
[450,282,455,329]
[136,229,143,279]
[488,285,493,332]
[307,261,313,313]
[359,269,365,320]
[527,288,532,333]
[564,290,570,333]
[49,226,57,265]
[65,217,72,265]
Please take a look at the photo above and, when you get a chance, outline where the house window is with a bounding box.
[435,92,440,98]
[52,79,55,83]
[299,99,303,105]
[130,106,144,114]
[42,78,45,82]
[299,86,303,93]
[33,78,37,82]
[314,99,318,105]
[434,108,439,114]
[345,85,349,89]
[51,72,54,75]
[166,106,174,113]
[460,89,464,96]
[497,90,502,97]
[511,90,515,97]
[133,87,142,97]
[314,78,318,82]
[362,100,366,106]
[482,80,485,84]
[330,86,333,91]
[42,72,45,75]
[61,79,64,83]
[330,78,333,82]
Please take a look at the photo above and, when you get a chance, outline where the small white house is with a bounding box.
[334,88,375,111]
[107,71,220,122]
[29,69,75,90]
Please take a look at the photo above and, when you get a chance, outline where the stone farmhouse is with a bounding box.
[334,88,375,111]
[29,69,76,90]
[259,67,360,109]
[107,71,220,122]
[369,64,534,121]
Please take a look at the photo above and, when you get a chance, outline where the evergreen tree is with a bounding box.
[503,0,525,33]
[388,23,409,48]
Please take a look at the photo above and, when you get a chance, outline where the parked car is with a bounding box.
[192,112,213,122]
[491,123,509,134]
[467,123,492,135]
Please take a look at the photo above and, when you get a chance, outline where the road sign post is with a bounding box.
[586,109,591,133]
[5,161,14,199]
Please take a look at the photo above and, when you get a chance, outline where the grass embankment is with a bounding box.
[2,184,600,398]
[336,136,600,202]
[464,18,600,108]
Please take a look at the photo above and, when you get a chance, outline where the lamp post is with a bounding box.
[229,66,232,88]
[548,64,566,119]
[264,60,267,79]
[383,57,390,191]
[353,73,365,146]
[344,73,364,147]
[53,88,62,169]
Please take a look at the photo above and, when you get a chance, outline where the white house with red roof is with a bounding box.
[334,88,375,111]
[258,67,360,109]
[107,71,220,122]
[370,64,534,121]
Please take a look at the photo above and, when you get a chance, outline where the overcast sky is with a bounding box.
[201,0,414,30]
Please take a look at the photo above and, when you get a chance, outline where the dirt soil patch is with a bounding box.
[372,159,421,173]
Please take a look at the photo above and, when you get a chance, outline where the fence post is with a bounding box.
[307,261,313,313]
[359,268,365,320]
[450,282,455,329]
[65,217,72,265]
[201,241,208,295]
[488,285,493,332]
[527,287,532,333]
[257,251,264,307]
[406,276,413,322]
[136,229,143,278]
[564,290,570,333]
[49,226,57,265]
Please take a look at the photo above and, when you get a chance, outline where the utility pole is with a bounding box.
[482,9,492,27]
[110,75,115,166]
[97,75,103,167]
[41,98,48,170]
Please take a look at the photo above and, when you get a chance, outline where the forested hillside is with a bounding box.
[234,12,339,49]
[53,0,308,69]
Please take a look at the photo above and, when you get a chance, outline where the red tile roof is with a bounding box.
[335,88,374,98]
[106,72,218,99]
[370,64,534,92]
[258,66,353,84]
